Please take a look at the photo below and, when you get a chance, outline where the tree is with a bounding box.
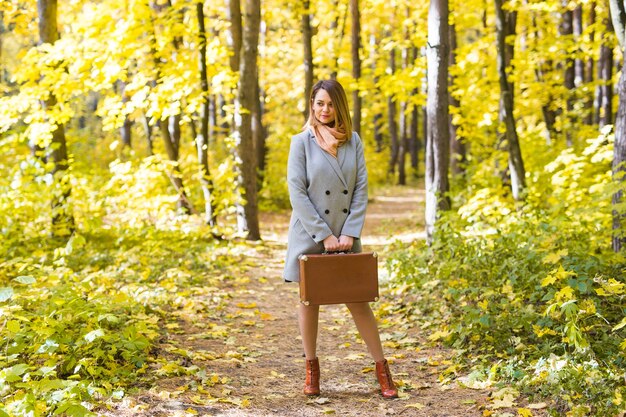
[425,0,451,242]
[234,0,261,240]
[149,1,193,214]
[196,2,217,227]
[350,0,361,135]
[37,0,74,237]
[449,22,465,176]
[494,0,525,200]
[559,1,575,146]
[302,0,314,120]
[609,0,626,251]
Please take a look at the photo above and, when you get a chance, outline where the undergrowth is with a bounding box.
[386,130,626,416]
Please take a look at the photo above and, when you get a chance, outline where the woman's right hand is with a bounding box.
[323,235,341,252]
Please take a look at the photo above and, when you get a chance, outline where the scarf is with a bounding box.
[309,123,349,158]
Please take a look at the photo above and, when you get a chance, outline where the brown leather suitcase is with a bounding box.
[298,252,379,305]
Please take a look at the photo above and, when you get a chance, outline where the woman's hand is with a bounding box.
[338,235,354,251]
[323,235,341,252]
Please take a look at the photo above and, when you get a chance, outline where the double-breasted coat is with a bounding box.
[283,128,368,282]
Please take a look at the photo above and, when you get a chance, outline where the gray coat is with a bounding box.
[283,129,368,282]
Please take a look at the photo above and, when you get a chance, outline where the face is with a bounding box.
[312,88,336,125]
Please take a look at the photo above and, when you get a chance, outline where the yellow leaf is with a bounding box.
[543,249,568,264]
[236,302,257,309]
[517,408,533,417]
[527,403,547,409]
[554,286,575,302]
[428,329,450,341]
[185,408,198,415]
[405,403,425,409]
[259,312,275,321]
[541,274,557,287]
[322,408,336,414]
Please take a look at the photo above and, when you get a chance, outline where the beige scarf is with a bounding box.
[309,123,349,158]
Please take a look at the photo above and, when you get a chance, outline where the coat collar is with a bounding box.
[308,129,348,187]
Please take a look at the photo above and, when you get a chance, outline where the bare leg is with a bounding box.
[346,302,385,362]
[299,304,320,360]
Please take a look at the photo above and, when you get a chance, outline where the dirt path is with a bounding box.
[104,186,543,417]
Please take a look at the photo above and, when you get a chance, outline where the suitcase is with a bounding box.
[298,252,379,305]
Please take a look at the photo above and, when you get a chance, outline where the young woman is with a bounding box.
[283,79,398,399]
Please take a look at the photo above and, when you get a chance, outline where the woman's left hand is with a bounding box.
[338,235,354,251]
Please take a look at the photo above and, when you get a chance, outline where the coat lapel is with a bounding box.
[309,130,348,187]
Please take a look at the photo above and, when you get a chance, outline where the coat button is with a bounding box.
[343,209,348,213]
[325,190,330,195]
[312,234,316,239]
[325,209,330,214]
[343,190,348,194]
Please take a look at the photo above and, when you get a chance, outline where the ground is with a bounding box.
[101,186,548,417]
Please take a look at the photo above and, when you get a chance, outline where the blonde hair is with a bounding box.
[305,79,353,137]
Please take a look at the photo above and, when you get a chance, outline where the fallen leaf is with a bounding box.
[236,302,257,309]
[345,353,365,360]
[405,403,425,409]
[314,397,331,405]
[527,403,547,409]
[517,408,533,417]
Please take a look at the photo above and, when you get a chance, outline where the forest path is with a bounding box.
[104,186,540,417]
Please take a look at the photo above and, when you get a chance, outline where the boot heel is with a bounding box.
[304,357,320,396]
[376,359,398,399]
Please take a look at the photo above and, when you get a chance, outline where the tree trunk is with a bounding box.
[560,3,575,146]
[302,0,314,120]
[573,5,584,87]
[253,76,267,187]
[350,0,361,135]
[584,4,595,125]
[398,12,410,186]
[37,0,74,237]
[149,1,192,213]
[234,0,261,240]
[610,0,626,47]
[370,32,384,152]
[330,0,347,80]
[495,0,525,200]
[599,20,614,127]
[142,113,154,155]
[613,62,626,252]
[609,0,626,251]
[449,23,465,176]
[254,19,267,188]
[425,0,451,242]
[388,47,399,176]
[532,14,558,142]
[117,80,132,149]
[225,0,242,74]
[410,46,420,177]
[196,2,217,227]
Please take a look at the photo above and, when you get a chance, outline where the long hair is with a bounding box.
[305,79,353,136]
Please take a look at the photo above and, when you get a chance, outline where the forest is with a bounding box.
[1,0,626,416]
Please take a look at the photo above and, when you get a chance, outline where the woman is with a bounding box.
[283,79,398,399]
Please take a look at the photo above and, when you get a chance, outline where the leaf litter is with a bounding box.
[99,187,549,417]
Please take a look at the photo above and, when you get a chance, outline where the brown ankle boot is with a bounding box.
[375,359,398,398]
[304,357,320,396]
